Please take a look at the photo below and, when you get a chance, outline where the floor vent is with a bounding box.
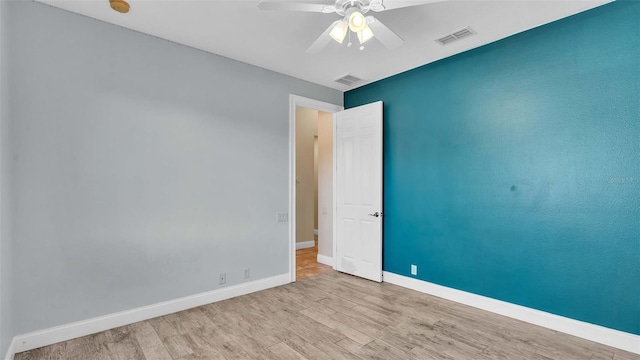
[335,74,364,87]
[436,27,476,45]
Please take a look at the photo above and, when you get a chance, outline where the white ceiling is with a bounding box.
[35,0,611,91]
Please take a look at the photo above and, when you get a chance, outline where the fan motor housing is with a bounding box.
[334,0,372,16]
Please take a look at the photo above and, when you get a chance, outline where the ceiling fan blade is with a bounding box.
[306,21,339,54]
[366,16,404,49]
[258,0,335,13]
[372,0,447,12]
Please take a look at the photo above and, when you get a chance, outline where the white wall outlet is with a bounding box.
[277,212,288,223]
[219,273,226,285]
[411,264,418,276]
[244,268,250,279]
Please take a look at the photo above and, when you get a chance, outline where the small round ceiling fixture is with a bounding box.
[110,0,130,13]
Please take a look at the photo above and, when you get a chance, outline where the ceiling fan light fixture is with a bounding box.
[348,11,366,32]
[329,20,349,44]
[357,25,374,44]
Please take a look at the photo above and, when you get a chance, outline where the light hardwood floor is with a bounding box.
[15,271,639,360]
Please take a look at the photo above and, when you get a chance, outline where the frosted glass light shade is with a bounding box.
[357,25,374,44]
[348,11,366,32]
[330,20,348,43]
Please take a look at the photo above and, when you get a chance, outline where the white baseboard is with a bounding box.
[3,338,14,360]
[316,254,334,267]
[296,240,315,250]
[382,271,640,355]
[11,273,290,355]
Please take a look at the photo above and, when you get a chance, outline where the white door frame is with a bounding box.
[289,94,343,283]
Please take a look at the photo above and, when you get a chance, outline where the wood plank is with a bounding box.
[314,340,363,360]
[130,321,164,350]
[268,342,310,360]
[300,308,373,345]
[139,344,172,360]
[354,339,413,360]
[180,332,227,360]
[148,315,180,341]
[110,326,146,360]
[282,332,333,360]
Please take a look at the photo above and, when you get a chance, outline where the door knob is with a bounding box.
[368,212,381,217]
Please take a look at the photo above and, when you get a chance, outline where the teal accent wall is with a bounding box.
[345,1,639,335]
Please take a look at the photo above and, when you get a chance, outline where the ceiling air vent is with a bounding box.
[436,27,476,46]
[335,74,364,87]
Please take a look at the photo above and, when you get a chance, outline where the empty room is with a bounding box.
[0,0,638,359]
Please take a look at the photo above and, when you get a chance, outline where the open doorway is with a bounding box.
[289,95,342,282]
[295,108,333,281]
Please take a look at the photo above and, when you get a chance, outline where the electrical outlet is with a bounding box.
[411,264,418,276]
[277,212,288,223]
[219,273,226,285]
[244,268,250,279]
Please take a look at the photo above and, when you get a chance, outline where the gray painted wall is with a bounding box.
[10,1,341,335]
[0,0,14,356]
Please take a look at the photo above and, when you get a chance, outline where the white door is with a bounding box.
[335,101,383,282]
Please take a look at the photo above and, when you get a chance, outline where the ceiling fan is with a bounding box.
[258,0,445,53]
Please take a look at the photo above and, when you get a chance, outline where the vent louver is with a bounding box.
[335,74,364,87]
[436,27,476,46]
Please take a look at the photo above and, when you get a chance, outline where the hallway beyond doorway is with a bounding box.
[296,237,333,281]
